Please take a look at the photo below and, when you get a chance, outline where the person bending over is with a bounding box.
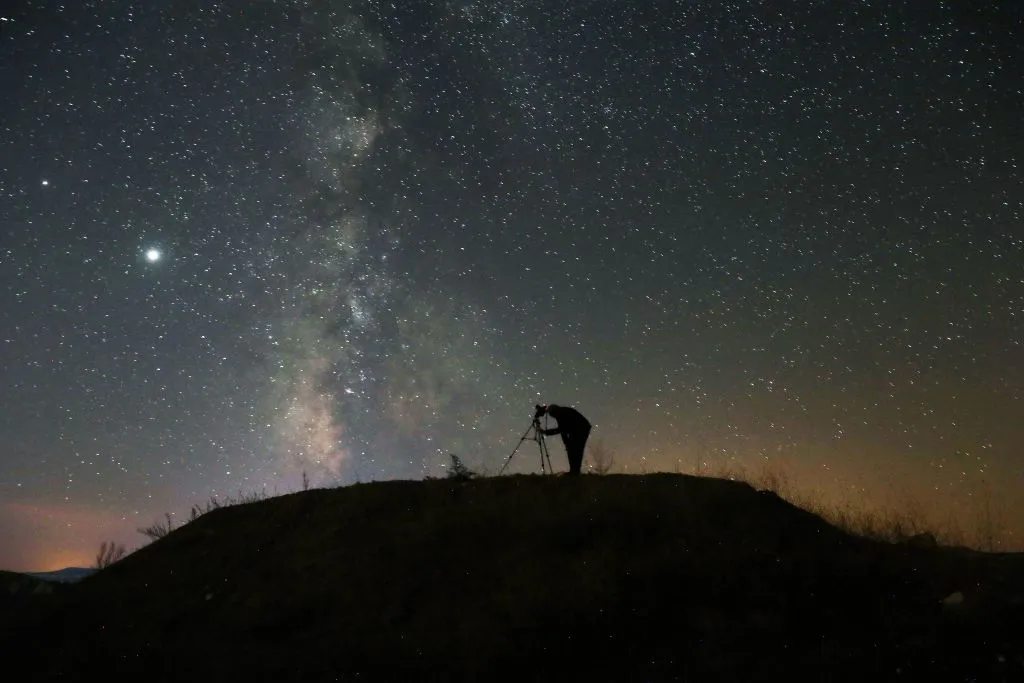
[536,403,591,475]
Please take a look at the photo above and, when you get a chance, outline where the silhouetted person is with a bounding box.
[537,403,591,475]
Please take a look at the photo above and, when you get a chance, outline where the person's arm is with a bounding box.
[542,426,561,436]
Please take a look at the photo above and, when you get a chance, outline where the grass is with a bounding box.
[700,457,1012,551]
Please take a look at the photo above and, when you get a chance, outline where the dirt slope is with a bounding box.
[2,473,1022,682]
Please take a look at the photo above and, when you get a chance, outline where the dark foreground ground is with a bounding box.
[2,473,1023,682]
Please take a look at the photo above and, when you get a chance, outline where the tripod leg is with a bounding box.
[538,434,553,475]
[500,421,541,475]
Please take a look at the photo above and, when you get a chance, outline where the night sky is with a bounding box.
[2,1,1022,571]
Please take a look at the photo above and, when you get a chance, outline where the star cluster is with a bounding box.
[1,1,1022,570]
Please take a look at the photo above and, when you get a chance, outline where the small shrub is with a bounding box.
[95,541,126,569]
[189,498,220,522]
[586,439,615,475]
[446,453,478,481]
[138,512,174,541]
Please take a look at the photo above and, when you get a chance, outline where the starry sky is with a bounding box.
[2,1,1023,571]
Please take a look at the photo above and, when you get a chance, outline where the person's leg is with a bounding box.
[574,426,591,474]
[560,434,573,473]
[567,435,584,474]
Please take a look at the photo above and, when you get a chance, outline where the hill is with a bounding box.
[1,570,69,612]
[2,473,1023,682]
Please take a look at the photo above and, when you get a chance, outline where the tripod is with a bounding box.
[499,415,554,475]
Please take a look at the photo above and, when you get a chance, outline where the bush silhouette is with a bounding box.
[95,541,126,569]
[446,453,478,481]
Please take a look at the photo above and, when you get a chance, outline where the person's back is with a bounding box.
[547,404,590,432]
[541,404,592,474]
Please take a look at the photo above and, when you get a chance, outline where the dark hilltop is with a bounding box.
[2,473,1023,682]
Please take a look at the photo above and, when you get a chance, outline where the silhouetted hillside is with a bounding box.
[1,570,69,612]
[2,474,1023,682]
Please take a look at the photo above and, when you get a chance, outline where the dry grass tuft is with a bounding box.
[701,458,1011,551]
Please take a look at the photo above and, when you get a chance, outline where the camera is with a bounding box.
[499,403,556,475]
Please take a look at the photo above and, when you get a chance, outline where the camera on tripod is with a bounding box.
[499,405,554,475]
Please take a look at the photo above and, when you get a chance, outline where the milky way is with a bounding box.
[1,1,1022,570]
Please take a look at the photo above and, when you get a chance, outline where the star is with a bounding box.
[144,248,162,263]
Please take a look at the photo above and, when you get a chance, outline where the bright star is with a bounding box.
[145,248,162,263]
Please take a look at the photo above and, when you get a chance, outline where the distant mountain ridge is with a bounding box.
[24,567,95,583]
[0,567,94,611]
